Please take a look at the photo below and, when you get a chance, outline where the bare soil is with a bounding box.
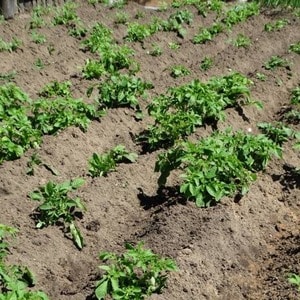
[0,1,300,299]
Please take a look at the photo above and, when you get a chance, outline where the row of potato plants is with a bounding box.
[1,1,300,299]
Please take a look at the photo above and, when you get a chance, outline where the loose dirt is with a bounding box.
[0,1,299,299]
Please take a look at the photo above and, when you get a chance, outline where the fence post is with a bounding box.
[1,0,15,19]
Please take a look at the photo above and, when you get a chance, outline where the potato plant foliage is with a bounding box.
[155,129,282,207]
[95,242,177,300]
[0,81,101,163]
[29,178,86,249]
[143,72,262,150]
[89,145,138,177]
[0,224,49,299]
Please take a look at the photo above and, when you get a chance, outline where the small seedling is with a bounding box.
[88,145,137,177]
[114,11,129,24]
[0,37,21,52]
[200,56,213,71]
[148,44,163,56]
[68,22,87,38]
[135,11,145,19]
[256,72,267,81]
[264,56,290,70]
[34,58,45,69]
[291,86,300,105]
[26,153,42,175]
[168,42,180,50]
[29,178,86,249]
[31,31,46,44]
[95,242,177,299]
[283,109,300,124]
[289,41,300,54]
[170,65,191,78]
[0,71,16,82]
[264,19,288,31]
[288,273,300,291]
[193,23,223,44]
[232,34,251,48]
[47,43,55,55]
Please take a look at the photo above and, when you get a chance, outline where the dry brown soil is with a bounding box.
[0,1,300,299]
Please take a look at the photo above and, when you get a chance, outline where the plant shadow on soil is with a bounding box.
[271,163,300,191]
[137,186,187,210]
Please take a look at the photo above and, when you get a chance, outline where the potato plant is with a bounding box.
[95,242,177,299]
[97,74,153,110]
[0,224,49,299]
[88,145,137,177]
[143,72,261,150]
[29,178,86,249]
[155,129,282,207]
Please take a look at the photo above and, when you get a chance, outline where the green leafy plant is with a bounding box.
[193,23,223,44]
[232,34,251,48]
[0,224,49,299]
[29,178,86,249]
[39,80,71,98]
[81,23,113,53]
[125,22,155,42]
[82,59,107,79]
[143,72,261,149]
[155,129,282,207]
[288,273,300,291]
[258,0,300,8]
[52,1,79,25]
[88,145,137,177]
[0,84,41,163]
[148,44,162,56]
[222,2,260,29]
[47,44,55,55]
[257,122,296,146]
[168,42,180,50]
[264,56,290,70]
[0,37,21,52]
[29,6,49,29]
[200,56,213,71]
[97,74,153,110]
[291,86,300,105]
[26,153,42,175]
[0,71,16,82]
[264,19,288,32]
[289,41,300,54]
[114,12,129,24]
[68,22,87,39]
[161,9,193,37]
[256,72,267,81]
[135,11,145,19]
[194,0,223,17]
[29,96,99,134]
[95,242,177,299]
[283,109,300,124]
[30,31,46,44]
[169,65,190,78]
[34,58,45,69]
[100,44,137,74]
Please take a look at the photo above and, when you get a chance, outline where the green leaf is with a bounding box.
[70,222,84,250]
[29,192,42,201]
[95,280,108,299]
